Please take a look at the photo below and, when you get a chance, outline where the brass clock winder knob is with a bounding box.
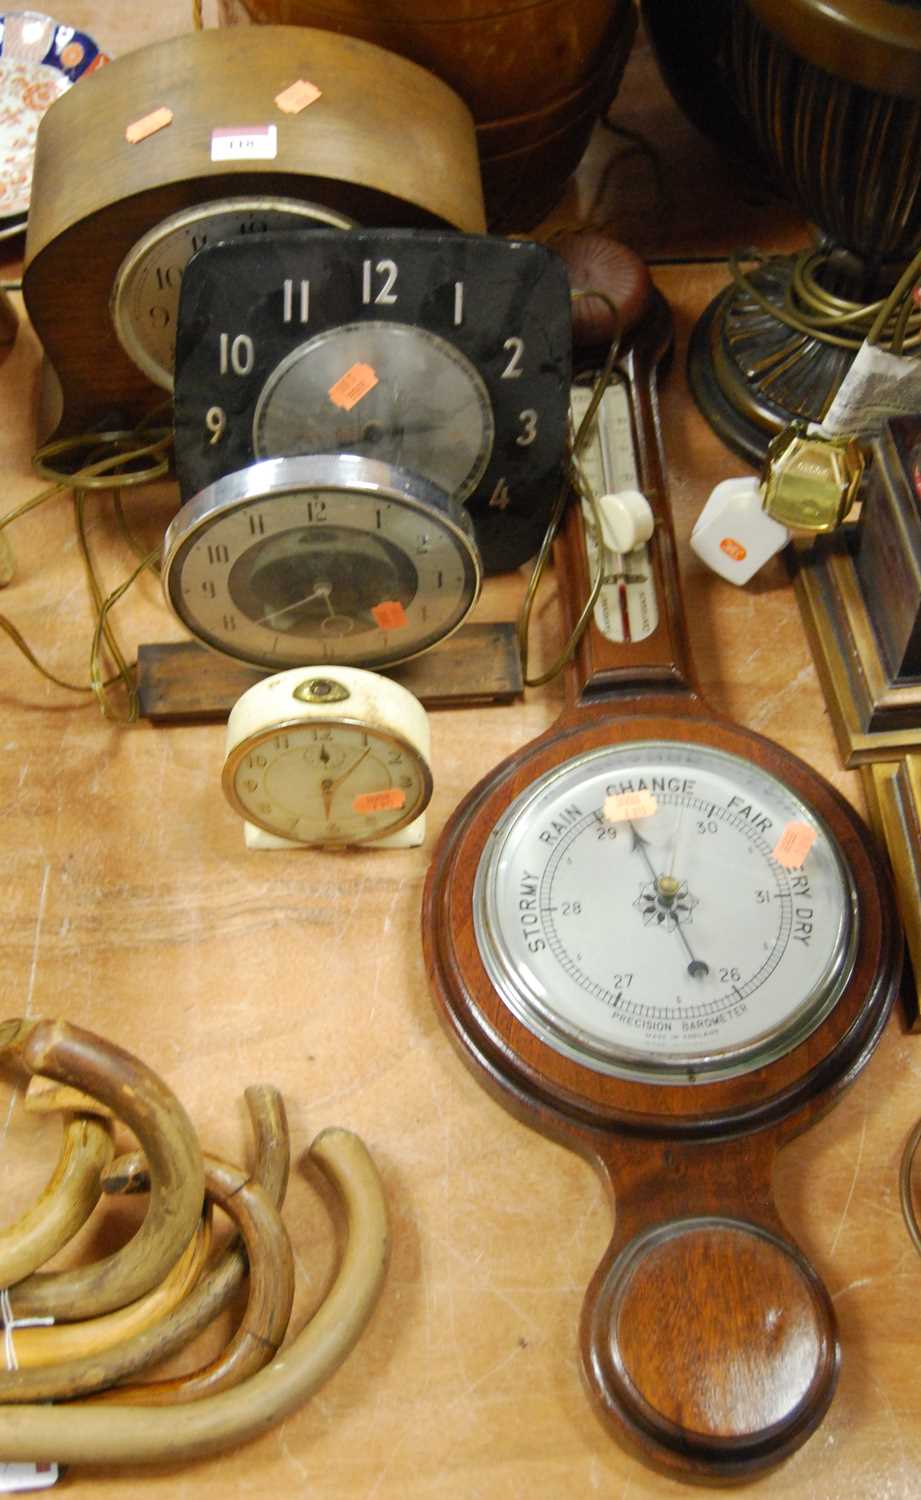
[22,25,485,444]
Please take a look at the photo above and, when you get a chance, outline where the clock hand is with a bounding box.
[320,746,372,822]
[252,581,333,629]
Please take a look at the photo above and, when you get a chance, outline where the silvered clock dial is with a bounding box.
[161,453,481,671]
[110,195,354,391]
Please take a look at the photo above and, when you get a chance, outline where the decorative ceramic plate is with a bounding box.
[0,11,107,220]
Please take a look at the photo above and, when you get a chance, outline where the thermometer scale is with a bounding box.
[571,381,658,646]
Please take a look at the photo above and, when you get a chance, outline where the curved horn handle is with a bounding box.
[1,1018,205,1322]
[0,1127,389,1465]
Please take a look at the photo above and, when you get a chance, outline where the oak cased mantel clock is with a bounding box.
[21,25,485,446]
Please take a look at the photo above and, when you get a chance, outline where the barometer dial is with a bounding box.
[475,740,855,1083]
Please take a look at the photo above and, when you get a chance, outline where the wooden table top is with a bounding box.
[1,6,920,1497]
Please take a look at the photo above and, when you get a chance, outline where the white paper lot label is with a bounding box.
[211,124,278,161]
[0,1465,59,1493]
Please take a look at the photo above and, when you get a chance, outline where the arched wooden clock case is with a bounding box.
[422,297,903,1481]
[22,25,484,446]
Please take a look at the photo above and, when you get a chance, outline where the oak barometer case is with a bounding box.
[423,296,903,1480]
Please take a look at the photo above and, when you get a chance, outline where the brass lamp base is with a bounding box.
[688,255,858,468]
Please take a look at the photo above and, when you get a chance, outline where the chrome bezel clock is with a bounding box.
[161,452,482,672]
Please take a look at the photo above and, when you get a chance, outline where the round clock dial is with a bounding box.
[252,321,494,501]
[474,739,855,1084]
[223,665,433,847]
[161,453,481,671]
[226,718,430,846]
[110,196,354,391]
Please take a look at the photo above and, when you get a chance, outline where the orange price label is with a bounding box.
[353,787,406,815]
[372,600,408,630]
[719,536,747,562]
[275,78,322,113]
[772,821,816,869]
[328,362,379,411]
[603,790,658,823]
[125,106,173,144]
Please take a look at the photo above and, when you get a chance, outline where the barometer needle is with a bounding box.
[628,822,709,979]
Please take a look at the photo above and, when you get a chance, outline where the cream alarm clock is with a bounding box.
[223,665,432,849]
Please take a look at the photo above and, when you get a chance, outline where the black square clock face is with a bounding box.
[172,229,573,573]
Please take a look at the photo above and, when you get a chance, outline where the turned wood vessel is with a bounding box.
[217,0,638,227]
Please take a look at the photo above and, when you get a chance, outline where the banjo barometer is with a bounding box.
[423,295,903,1480]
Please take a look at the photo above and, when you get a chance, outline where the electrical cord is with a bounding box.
[728,243,921,355]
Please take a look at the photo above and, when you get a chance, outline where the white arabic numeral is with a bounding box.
[205,406,226,445]
[501,336,524,378]
[489,477,511,510]
[219,332,255,376]
[362,258,398,305]
[516,408,538,446]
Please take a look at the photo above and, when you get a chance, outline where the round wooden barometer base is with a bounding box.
[586,1214,839,1480]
